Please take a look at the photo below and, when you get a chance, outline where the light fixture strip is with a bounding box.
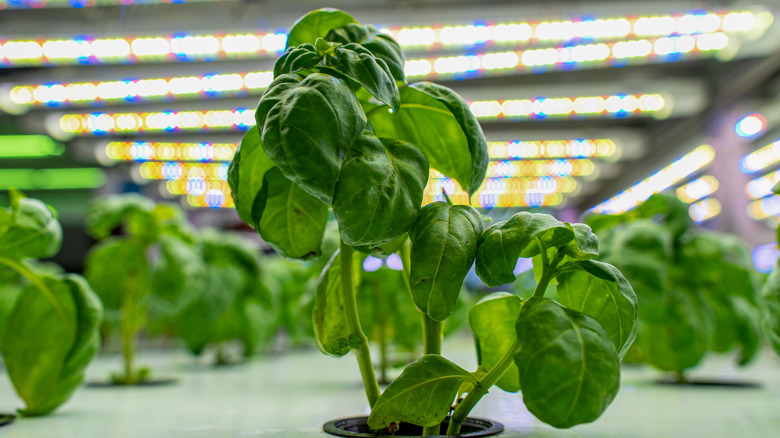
[740,138,780,174]
[589,144,716,214]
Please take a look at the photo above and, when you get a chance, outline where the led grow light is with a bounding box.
[0,0,217,10]
[746,170,780,200]
[0,135,64,157]
[487,139,617,160]
[590,144,715,214]
[0,167,105,190]
[735,113,767,138]
[485,159,595,177]
[55,95,661,136]
[747,195,780,220]
[675,175,719,203]
[57,109,255,135]
[469,94,665,119]
[139,161,229,180]
[740,138,780,174]
[752,242,779,273]
[105,141,236,162]
[187,190,234,209]
[688,197,721,222]
[166,178,230,196]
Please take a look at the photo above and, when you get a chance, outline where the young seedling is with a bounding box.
[229,8,638,435]
[586,193,761,382]
[0,191,102,416]
[84,193,195,384]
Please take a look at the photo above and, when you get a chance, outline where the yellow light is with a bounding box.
[675,175,719,203]
[688,197,721,222]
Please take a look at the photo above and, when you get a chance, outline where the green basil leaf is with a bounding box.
[84,238,148,310]
[285,8,358,50]
[469,292,523,392]
[607,220,672,294]
[2,273,102,416]
[313,250,361,357]
[273,43,322,77]
[639,288,713,373]
[729,295,761,365]
[557,261,638,359]
[563,223,599,261]
[367,354,475,429]
[228,126,275,227]
[326,23,406,84]
[514,297,620,428]
[761,260,780,356]
[255,168,328,260]
[322,43,399,109]
[0,197,62,260]
[475,212,575,287]
[257,73,367,203]
[409,202,482,321]
[368,82,488,195]
[333,134,428,247]
[85,194,154,239]
[149,234,206,313]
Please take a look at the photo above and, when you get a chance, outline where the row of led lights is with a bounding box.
[733,112,780,221]
[103,139,618,163]
[0,0,204,10]
[589,145,720,222]
[6,34,723,109]
[52,95,663,137]
[0,8,764,67]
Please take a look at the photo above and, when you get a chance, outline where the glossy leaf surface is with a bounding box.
[285,8,357,49]
[368,354,475,429]
[556,260,638,359]
[326,23,406,83]
[469,292,523,392]
[313,250,360,357]
[257,73,366,203]
[0,197,62,260]
[228,127,275,227]
[333,134,428,247]
[409,202,482,321]
[369,82,488,195]
[514,298,620,428]
[475,212,574,287]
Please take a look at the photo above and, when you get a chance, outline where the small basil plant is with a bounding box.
[228,8,638,434]
[0,190,103,416]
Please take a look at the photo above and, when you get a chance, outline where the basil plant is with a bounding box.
[0,191,102,416]
[586,193,761,381]
[84,193,195,384]
[229,8,637,434]
[761,182,780,357]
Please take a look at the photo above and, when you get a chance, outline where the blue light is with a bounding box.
[735,113,767,138]
[753,243,779,274]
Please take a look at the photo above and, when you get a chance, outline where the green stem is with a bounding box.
[0,257,74,336]
[447,337,521,435]
[340,241,381,407]
[121,275,137,384]
[531,239,566,299]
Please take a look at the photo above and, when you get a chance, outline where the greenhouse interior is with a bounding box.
[0,0,780,437]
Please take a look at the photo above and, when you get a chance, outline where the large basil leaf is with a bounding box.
[285,8,357,49]
[332,134,428,247]
[514,298,620,428]
[149,233,206,314]
[469,292,523,392]
[556,260,638,359]
[639,288,713,373]
[409,202,482,321]
[607,219,671,295]
[327,23,406,84]
[257,73,366,203]
[762,260,780,356]
[0,197,62,260]
[2,274,102,416]
[313,250,361,357]
[367,354,476,429]
[369,82,488,195]
[475,212,575,287]
[256,168,328,260]
[85,194,154,239]
[273,43,322,77]
[562,223,599,261]
[228,127,275,227]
